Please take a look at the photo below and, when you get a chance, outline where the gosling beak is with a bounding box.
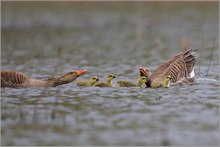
[113,75,116,79]
[96,78,99,81]
[75,69,87,76]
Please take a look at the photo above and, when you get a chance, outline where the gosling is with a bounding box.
[76,76,99,86]
[117,76,147,88]
[151,75,172,88]
[94,74,116,87]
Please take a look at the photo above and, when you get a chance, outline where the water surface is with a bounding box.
[1,2,219,146]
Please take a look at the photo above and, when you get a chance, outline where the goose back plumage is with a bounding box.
[1,71,31,84]
[1,71,31,88]
[150,49,196,82]
[1,70,56,88]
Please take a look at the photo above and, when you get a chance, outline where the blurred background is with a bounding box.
[1,1,219,146]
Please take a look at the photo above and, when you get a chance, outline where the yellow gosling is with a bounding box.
[76,76,99,86]
[151,75,172,88]
[94,74,116,87]
[117,76,147,87]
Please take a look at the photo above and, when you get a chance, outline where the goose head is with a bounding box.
[74,69,87,77]
[139,67,149,77]
[61,69,87,83]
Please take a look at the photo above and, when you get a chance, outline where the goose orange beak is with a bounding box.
[139,67,148,76]
[75,69,87,76]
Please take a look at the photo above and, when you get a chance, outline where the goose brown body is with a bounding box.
[140,49,197,87]
[1,69,87,88]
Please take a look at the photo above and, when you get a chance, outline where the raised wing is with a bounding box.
[150,50,185,80]
[150,49,197,82]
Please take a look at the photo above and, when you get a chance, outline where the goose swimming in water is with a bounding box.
[139,49,197,88]
[1,69,87,88]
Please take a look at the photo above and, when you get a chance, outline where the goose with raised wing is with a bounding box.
[76,76,99,86]
[94,74,116,87]
[117,76,147,87]
[1,69,87,88]
[139,49,197,88]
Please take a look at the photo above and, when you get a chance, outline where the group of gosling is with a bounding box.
[76,73,172,88]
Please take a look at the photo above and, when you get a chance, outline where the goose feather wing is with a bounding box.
[1,71,31,86]
[150,51,183,80]
[150,49,196,82]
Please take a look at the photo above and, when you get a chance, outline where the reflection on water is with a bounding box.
[1,1,219,146]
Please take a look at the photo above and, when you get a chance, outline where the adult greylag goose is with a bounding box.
[76,76,99,86]
[1,69,87,88]
[117,76,147,87]
[94,74,116,87]
[139,49,197,88]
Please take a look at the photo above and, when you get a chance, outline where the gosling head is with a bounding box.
[91,76,99,82]
[138,76,147,87]
[90,76,99,86]
[140,76,147,83]
[107,73,116,80]
[163,75,172,88]
[165,75,172,80]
